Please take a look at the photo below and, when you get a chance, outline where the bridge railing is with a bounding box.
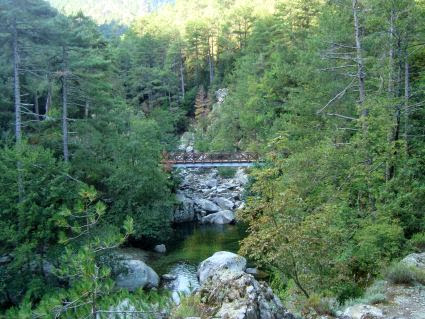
[163,152,259,165]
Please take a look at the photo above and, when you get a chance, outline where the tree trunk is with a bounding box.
[62,46,69,163]
[13,17,24,201]
[34,92,39,120]
[180,53,185,98]
[45,77,52,116]
[208,36,215,84]
[85,100,89,118]
[386,8,396,181]
[352,0,366,107]
[13,18,22,144]
[388,9,395,95]
[404,50,410,141]
[397,38,403,97]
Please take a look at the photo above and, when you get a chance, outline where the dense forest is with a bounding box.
[1,0,425,317]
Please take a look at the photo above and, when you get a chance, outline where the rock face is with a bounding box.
[173,167,248,224]
[401,252,425,268]
[196,252,295,319]
[342,304,384,319]
[115,259,159,291]
[198,251,247,284]
[201,210,235,224]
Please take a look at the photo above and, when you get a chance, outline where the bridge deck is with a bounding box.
[173,162,256,168]
[163,152,260,168]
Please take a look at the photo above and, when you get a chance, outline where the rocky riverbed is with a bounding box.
[173,166,248,224]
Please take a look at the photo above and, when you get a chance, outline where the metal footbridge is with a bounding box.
[163,152,260,168]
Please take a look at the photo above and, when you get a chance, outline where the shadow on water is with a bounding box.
[150,222,247,275]
[145,222,247,299]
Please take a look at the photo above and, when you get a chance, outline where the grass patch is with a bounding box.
[386,263,425,285]
[171,294,202,319]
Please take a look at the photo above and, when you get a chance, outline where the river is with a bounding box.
[120,223,246,300]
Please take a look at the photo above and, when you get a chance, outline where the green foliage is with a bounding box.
[217,167,237,179]
[351,221,404,278]
[3,0,425,315]
[343,280,387,308]
[386,263,425,286]
[6,188,136,318]
[102,118,174,241]
[0,143,80,305]
[224,0,425,304]
[409,233,425,253]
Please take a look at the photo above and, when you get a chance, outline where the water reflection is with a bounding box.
[149,223,246,298]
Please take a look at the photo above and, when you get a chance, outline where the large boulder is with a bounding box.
[194,198,220,213]
[213,197,235,210]
[174,193,195,222]
[198,251,247,284]
[198,269,295,319]
[201,210,235,224]
[154,244,166,254]
[235,168,249,185]
[115,259,159,291]
[401,252,425,268]
[342,304,384,319]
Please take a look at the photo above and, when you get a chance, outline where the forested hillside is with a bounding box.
[47,0,173,24]
[1,0,425,318]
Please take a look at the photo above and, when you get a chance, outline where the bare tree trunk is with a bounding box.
[62,46,69,163]
[208,36,215,84]
[13,17,24,201]
[34,92,39,120]
[388,9,395,95]
[404,50,410,141]
[397,38,402,97]
[85,100,89,118]
[180,53,185,98]
[45,77,51,116]
[386,8,396,181]
[352,0,366,107]
[13,18,22,144]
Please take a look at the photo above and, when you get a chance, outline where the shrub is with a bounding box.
[301,294,339,317]
[386,263,425,285]
[218,167,237,179]
[409,233,425,252]
[352,221,404,278]
[342,281,387,309]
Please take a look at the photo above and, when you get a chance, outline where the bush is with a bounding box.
[409,233,425,252]
[386,263,425,285]
[352,221,404,277]
[302,294,338,316]
[342,280,387,311]
[218,167,237,179]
